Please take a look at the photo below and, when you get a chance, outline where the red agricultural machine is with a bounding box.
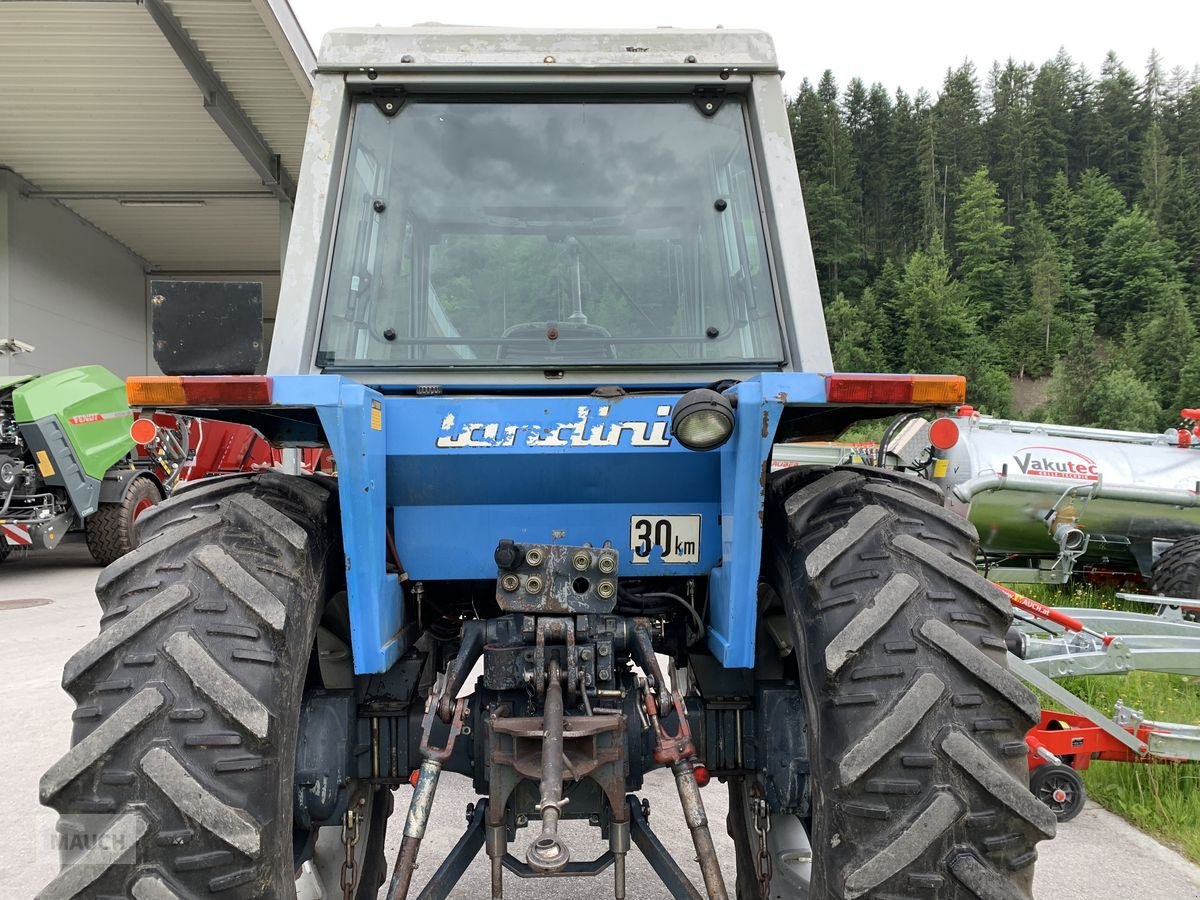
[136,413,332,482]
[1002,585,1200,821]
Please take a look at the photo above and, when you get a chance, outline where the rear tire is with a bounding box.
[740,465,1055,899]
[84,475,161,566]
[1151,535,1200,618]
[40,472,339,898]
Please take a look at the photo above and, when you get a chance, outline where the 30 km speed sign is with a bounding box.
[629,515,701,564]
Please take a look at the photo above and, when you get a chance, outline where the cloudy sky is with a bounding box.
[290,0,1200,97]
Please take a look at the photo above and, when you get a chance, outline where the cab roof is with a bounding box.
[317,26,779,75]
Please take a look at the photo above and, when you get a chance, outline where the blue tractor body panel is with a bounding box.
[271,371,827,674]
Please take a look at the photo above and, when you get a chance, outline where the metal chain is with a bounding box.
[749,782,773,897]
[340,805,361,900]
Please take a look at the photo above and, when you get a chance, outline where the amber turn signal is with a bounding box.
[127,376,272,407]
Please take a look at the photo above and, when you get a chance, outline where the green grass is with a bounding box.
[1013,582,1200,862]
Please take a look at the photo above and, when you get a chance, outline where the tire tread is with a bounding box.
[1151,534,1200,603]
[85,476,161,567]
[40,474,330,898]
[762,467,1050,899]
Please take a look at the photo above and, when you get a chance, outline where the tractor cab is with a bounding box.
[269,27,833,386]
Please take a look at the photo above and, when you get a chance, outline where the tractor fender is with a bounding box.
[98,467,165,504]
[172,470,259,495]
[170,469,339,500]
[19,416,102,517]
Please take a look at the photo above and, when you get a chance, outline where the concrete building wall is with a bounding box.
[0,170,150,379]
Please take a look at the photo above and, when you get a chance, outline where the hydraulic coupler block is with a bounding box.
[494,539,619,614]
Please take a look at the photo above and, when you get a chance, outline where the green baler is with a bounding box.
[0,365,177,564]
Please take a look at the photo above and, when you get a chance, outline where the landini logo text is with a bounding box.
[435,405,674,449]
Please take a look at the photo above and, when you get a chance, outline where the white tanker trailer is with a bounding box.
[924,408,1200,586]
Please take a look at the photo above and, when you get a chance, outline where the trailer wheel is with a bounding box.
[1029,764,1086,822]
[1151,534,1200,619]
[84,475,161,565]
[739,465,1055,899]
[39,472,384,899]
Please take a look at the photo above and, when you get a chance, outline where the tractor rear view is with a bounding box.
[39,28,1054,900]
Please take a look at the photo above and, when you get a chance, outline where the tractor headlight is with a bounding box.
[671,389,735,451]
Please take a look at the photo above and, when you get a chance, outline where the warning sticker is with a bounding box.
[2,524,32,547]
[35,450,55,478]
[370,400,383,431]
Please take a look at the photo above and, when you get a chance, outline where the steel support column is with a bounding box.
[0,180,9,377]
[141,0,297,204]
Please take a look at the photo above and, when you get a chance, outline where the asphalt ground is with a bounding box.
[4,539,1199,899]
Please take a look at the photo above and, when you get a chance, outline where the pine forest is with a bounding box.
[792,50,1200,431]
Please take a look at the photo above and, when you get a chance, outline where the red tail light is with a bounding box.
[127,376,272,407]
[825,374,966,405]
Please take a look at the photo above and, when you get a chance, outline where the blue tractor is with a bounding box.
[39,27,1054,900]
